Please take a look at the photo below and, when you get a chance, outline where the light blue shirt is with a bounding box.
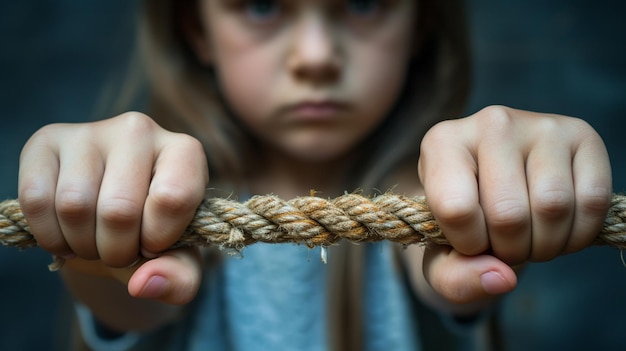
[77,243,485,350]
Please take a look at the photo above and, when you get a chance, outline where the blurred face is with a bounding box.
[192,0,416,162]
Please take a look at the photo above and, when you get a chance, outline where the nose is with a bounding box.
[287,12,341,84]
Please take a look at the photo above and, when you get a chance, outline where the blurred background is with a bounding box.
[1,1,625,350]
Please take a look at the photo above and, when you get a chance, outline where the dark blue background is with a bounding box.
[1,1,625,350]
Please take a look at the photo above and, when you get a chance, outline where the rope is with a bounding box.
[2,189,621,351]
[2,192,626,253]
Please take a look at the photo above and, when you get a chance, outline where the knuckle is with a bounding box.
[27,123,68,143]
[149,184,197,215]
[421,120,457,149]
[535,119,562,139]
[433,197,477,226]
[115,112,157,137]
[475,105,514,130]
[531,188,574,219]
[24,123,90,152]
[174,134,210,177]
[577,187,612,215]
[484,199,529,231]
[18,188,71,254]
[19,187,53,219]
[177,133,205,154]
[98,196,143,227]
[566,116,594,135]
[55,189,95,220]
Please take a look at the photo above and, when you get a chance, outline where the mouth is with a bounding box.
[283,100,348,122]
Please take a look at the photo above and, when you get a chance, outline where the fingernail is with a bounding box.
[139,275,168,298]
[480,271,511,295]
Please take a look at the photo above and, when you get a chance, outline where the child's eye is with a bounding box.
[243,0,281,21]
[345,0,382,17]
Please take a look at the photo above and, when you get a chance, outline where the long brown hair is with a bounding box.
[115,0,471,349]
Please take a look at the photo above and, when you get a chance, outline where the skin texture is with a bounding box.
[410,106,611,307]
[18,0,612,332]
[191,0,415,163]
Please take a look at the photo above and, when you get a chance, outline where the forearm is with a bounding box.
[61,267,185,333]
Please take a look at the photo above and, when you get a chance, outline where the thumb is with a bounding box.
[126,247,203,305]
[423,245,518,304]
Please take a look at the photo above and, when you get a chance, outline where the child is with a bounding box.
[17,0,612,350]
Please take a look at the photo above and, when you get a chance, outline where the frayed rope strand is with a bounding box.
[2,193,626,253]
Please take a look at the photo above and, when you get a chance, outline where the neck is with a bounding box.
[246,147,351,199]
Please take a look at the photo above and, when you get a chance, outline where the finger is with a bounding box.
[127,247,203,305]
[55,136,104,260]
[61,255,144,282]
[423,245,517,305]
[96,138,154,267]
[567,127,612,253]
[18,127,70,257]
[419,123,488,255]
[141,135,208,257]
[477,138,531,265]
[526,139,574,262]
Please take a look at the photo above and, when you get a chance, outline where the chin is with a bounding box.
[272,131,362,163]
[287,143,354,164]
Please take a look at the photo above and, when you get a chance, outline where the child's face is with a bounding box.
[191,0,416,162]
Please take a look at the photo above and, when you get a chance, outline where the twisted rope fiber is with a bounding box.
[2,193,626,253]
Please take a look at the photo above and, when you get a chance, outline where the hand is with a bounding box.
[417,106,612,304]
[18,112,209,304]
